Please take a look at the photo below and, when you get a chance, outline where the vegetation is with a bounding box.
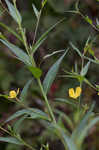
[0,0,99,150]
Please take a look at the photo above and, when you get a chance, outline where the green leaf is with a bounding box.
[5,109,32,122]
[28,66,42,79]
[85,16,92,25]
[96,18,99,28]
[70,42,82,57]
[20,79,32,102]
[85,35,91,48]
[29,108,49,121]
[77,116,99,147]
[42,0,48,8]
[55,109,73,130]
[5,0,22,23]
[43,49,68,94]
[6,108,49,123]
[84,56,99,65]
[88,48,94,56]
[75,0,79,11]
[84,78,95,89]
[62,132,78,150]
[0,39,31,65]
[71,103,95,142]
[31,18,65,54]
[43,50,65,59]
[95,84,99,89]
[0,137,23,145]
[0,22,22,42]
[13,115,27,133]
[32,4,39,20]
[52,124,78,150]
[80,61,90,76]
[0,32,7,40]
[55,98,77,108]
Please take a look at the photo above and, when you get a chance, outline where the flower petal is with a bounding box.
[75,86,82,97]
[9,90,17,98]
[69,88,75,98]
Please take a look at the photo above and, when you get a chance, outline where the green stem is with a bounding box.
[18,23,30,55]
[20,138,36,150]
[18,22,35,66]
[0,125,36,150]
[78,11,99,32]
[32,9,42,46]
[13,0,31,60]
[37,78,56,123]
[55,126,68,150]
[78,82,82,112]
[0,126,11,135]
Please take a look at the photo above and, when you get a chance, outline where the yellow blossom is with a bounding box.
[8,88,19,99]
[98,92,99,96]
[69,86,82,99]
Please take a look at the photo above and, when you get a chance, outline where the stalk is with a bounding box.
[0,126,36,150]
[32,9,42,46]
[37,78,56,123]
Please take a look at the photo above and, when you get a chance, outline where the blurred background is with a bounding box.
[0,0,99,149]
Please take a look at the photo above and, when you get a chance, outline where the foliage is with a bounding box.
[0,0,99,150]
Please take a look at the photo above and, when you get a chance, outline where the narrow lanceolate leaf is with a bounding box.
[71,102,95,141]
[29,108,49,120]
[32,4,39,20]
[96,18,99,27]
[42,0,48,8]
[13,115,27,133]
[5,0,22,23]
[62,132,78,150]
[28,66,42,79]
[55,98,77,108]
[43,49,69,94]
[55,109,73,130]
[0,39,31,65]
[0,137,23,145]
[84,56,99,65]
[80,61,90,76]
[43,50,65,59]
[85,16,92,25]
[31,18,65,54]
[70,42,82,57]
[20,79,32,102]
[77,117,99,147]
[52,124,78,150]
[0,22,23,42]
[6,108,49,123]
[84,78,95,89]
[5,109,32,123]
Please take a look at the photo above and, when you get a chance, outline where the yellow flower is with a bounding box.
[98,92,99,96]
[69,86,82,99]
[8,88,19,99]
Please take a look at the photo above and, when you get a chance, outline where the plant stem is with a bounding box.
[37,78,56,123]
[32,9,42,46]
[78,11,99,32]
[18,23,30,55]
[0,125,36,150]
[20,139,36,150]
[0,126,11,135]
[78,81,82,113]
[13,0,31,60]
